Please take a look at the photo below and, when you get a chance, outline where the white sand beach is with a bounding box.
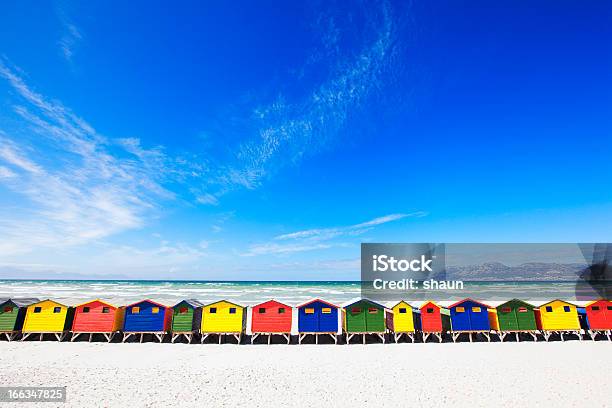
[0,341,610,407]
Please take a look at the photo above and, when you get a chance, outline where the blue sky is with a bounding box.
[0,1,611,280]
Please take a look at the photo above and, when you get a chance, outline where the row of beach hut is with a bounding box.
[0,298,610,343]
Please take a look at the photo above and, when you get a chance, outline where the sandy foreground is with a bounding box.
[0,341,610,408]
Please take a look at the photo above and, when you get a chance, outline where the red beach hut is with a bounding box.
[71,299,125,342]
[419,301,451,342]
[585,299,611,334]
[251,300,292,344]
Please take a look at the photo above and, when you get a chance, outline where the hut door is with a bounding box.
[500,307,519,331]
[365,307,384,332]
[318,307,336,332]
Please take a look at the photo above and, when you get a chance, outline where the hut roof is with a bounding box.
[448,298,492,309]
[391,300,416,310]
[296,298,339,309]
[74,299,117,308]
[253,299,292,308]
[538,299,578,308]
[497,298,536,309]
[420,300,448,309]
[343,298,386,310]
[125,299,168,309]
[30,299,69,308]
[585,299,609,307]
[173,299,204,309]
[205,299,244,309]
[1,298,40,307]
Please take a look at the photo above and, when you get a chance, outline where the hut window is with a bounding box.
[501,307,511,313]
[426,308,434,313]
[102,307,110,313]
[368,308,378,314]
[83,307,90,313]
[518,307,528,313]
[278,308,285,314]
[179,307,188,314]
[259,308,266,314]
[351,307,361,314]
[472,307,481,313]
[545,306,552,313]
[3,306,13,313]
[210,308,217,314]
[607,306,612,311]
[563,306,570,312]
[53,307,61,313]
[152,307,160,314]
[456,307,465,313]
[322,308,331,314]
[229,308,237,314]
[132,307,140,314]
[34,307,42,313]
[305,308,315,314]
[399,308,407,314]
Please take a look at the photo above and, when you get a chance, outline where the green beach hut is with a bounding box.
[343,299,387,344]
[496,299,538,341]
[171,299,204,343]
[0,298,40,340]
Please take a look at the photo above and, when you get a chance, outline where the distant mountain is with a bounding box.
[444,262,589,281]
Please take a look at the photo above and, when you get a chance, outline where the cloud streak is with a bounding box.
[244,212,425,256]
[0,61,181,255]
[57,10,82,62]
[201,0,397,203]
[275,212,426,241]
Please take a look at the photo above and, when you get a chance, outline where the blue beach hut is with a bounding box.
[449,299,492,341]
[297,299,340,344]
[122,300,172,342]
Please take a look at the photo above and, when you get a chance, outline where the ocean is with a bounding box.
[0,279,604,306]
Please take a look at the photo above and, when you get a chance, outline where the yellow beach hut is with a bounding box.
[22,299,73,341]
[200,300,245,344]
[535,299,581,341]
[386,301,420,342]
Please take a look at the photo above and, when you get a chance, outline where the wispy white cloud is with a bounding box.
[0,61,181,255]
[243,242,333,257]
[195,193,219,206]
[245,212,424,256]
[0,166,17,179]
[0,137,43,173]
[57,10,82,62]
[199,0,396,204]
[275,212,425,241]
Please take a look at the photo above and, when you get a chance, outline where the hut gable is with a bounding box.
[23,299,73,333]
[449,298,492,331]
[535,299,580,331]
[496,299,537,331]
[201,300,245,333]
[171,299,204,333]
[251,300,292,334]
[0,298,40,332]
[297,299,339,333]
[585,299,612,330]
[343,299,386,333]
[72,300,124,333]
[123,300,172,332]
